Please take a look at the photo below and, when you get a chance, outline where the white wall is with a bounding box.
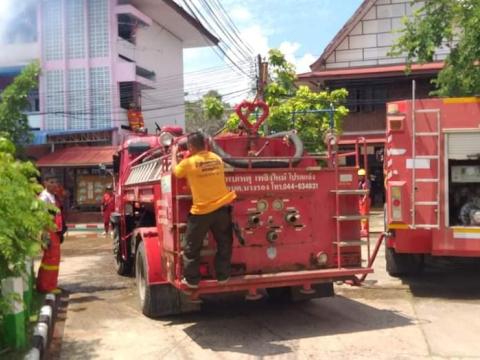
[323,0,450,69]
[134,22,185,132]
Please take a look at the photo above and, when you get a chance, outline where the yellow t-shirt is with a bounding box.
[173,151,236,215]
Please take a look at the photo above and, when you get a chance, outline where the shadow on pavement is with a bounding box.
[168,294,413,357]
[61,283,128,294]
[56,339,102,360]
[402,258,480,299]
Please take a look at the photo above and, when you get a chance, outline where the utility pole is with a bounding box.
[256,54,268,101]
[256,54,269,133]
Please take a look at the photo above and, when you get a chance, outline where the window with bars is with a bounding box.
[68,69,88,129]
[45,70,65,130]
[90,67,112,128]
[88,0,109,58]
[66,0,86,59]
[43,0,64,61]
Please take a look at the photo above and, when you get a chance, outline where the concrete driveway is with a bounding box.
[52,214,480,359]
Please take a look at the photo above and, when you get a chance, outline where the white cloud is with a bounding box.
[230,5,252,23]
[239,24,270,56]
[279,41,301,63]
[294,53,316,73]
[278,41,315,73]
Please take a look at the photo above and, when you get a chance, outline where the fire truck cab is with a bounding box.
[385,97,480,276]
[111,101,374,317]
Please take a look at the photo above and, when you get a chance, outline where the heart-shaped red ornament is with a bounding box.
[235,100,269,134]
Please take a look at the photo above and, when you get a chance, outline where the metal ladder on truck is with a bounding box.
[331,139,371,270]
[411,107,441,229]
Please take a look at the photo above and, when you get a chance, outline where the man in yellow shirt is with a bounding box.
[172,132,236,288]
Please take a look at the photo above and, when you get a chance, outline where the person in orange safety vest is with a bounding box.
[358,168,371,237]
[37,175,64,294]
[101,185,115,236]
[127,103,144,131]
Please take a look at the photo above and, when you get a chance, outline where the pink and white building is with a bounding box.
[0,0,217,143]
[0,0,217,217]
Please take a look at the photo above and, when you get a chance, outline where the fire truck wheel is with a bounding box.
[113,224,132,276]
[135,241,194,318]
[385,245,424,277]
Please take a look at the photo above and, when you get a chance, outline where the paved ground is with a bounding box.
[52,212,480,359]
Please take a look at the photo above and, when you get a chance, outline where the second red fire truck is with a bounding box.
[384,97,480,275]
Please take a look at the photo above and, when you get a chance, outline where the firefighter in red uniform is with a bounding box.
[101,185,115,236]
[358,168,371,237]
[37,175,63,294]
[127,103,144,132]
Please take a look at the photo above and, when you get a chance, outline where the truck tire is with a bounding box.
[135,242,200,318]
[385,245,424,277]
[112,223,132,276]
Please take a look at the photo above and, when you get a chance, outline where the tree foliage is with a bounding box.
[0,62,40,148]
[390,0,480,96]
[226,49,349,153]
[185,90,230,135]
[0,138,53,317]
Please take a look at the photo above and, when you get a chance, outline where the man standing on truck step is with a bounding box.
[172,131,237,289]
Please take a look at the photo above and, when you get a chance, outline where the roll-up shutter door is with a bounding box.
[447,132,480,159]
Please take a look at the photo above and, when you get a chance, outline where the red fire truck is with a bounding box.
[385,97,480,276]
[111,101,375,317]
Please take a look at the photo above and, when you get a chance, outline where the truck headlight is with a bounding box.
[159,132,174,147]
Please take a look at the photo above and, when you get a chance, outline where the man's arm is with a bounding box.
[171,144,187,178]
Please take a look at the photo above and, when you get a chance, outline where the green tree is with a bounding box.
[390,0,480,96]
[0,62,40,148]
[227,49,349,152]
[0,137,53,317]
[185,90,230,135]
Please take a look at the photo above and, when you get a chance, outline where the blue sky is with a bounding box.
[183,0,363,99]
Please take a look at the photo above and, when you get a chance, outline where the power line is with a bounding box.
[179,0,254,79]
[197,0,253,62]
[209,0,256,56]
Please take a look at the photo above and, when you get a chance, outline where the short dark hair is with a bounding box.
[187,132,205,150]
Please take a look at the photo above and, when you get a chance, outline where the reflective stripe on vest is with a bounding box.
[40,263,59,271]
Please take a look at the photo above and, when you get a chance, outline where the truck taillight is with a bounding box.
[391,186,402,221]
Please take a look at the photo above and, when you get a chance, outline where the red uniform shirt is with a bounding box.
[102,192,115,213]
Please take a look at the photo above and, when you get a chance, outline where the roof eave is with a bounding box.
[309,0,376,71]
[163,0,219,46]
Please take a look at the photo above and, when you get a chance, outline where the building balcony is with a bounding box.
[116,60,155,89]
[116,4,152,27]
[117,37,137,60]
[116,4,152,44]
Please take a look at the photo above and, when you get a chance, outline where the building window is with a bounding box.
[88,0,109,58]
[66,0,86,59]
[347,85,388,113]
[68,69,88,129]
[347,88,360,113]
[26,89,40,113]
[90,67,112,128]
[43,0,64,61]
[45,70,65,130]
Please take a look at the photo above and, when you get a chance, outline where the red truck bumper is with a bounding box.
[176,267,373,299]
